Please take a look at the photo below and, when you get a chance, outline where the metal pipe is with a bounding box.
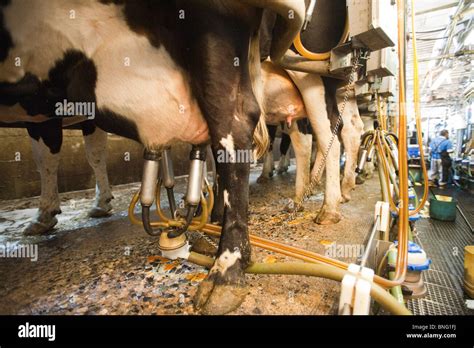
[367,146,376,162]
[457,205,474,233]
[168,145,207,238]
[418,49,474,62]
[415,1,459,16]
[302,0,317,31]
[186,146,207,206]
[140,149,161,207]
[356,149,368,173]
[160,149,177,217]
[160,149,175,189]
[359,216,379,268]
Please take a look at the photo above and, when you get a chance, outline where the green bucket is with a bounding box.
[429,197,457,221]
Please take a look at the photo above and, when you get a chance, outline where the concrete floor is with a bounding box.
[0,163,383,315]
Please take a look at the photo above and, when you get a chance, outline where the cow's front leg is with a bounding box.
[24,120,62,235]
[316,136,342,224]
[82,123,113,217]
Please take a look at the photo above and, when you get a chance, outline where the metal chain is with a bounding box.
[188,229,219,249]
[200,233,219,249]
[287,49,363,222]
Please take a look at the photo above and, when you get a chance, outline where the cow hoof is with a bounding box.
[88,205,112,218]
[23,217,58,236]
[191,237,218,257]
[355,176,365,185]
[340,193,351,203]
[194,263,247,315]
[315,209,341,225]
[194,279,247,315]
[277,166,289,174]
[283,202,304,213]
[256,175,270,184]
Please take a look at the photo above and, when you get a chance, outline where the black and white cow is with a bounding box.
[0,0,305,314]
[1,119,113,235]
[257,126,294,181]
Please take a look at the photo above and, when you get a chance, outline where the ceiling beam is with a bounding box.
[415,1,461,16]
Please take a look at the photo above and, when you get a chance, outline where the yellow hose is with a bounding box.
[188,252,411,315]
[293,14,349,61]
[408,0,429,214]
[392,0,409,285]
[128,181,213,231]
[372,0,428,218]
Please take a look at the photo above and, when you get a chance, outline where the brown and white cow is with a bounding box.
[256,62,362,224]
[0,0,305,314]
[257,60,364,224]
[256,1,364,224]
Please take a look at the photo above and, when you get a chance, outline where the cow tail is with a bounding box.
[249,29,269,160]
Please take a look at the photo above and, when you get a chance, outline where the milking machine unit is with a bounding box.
[137,144,209,257]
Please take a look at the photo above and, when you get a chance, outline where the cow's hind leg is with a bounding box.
[340,95,364,202]
[82,122,113,217]
[24,120,62,235]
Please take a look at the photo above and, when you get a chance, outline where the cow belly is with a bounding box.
[261,60,306,125]
[92,34,209,149]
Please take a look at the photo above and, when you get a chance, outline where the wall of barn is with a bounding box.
[0,127,292,200]
[0,128,191,200]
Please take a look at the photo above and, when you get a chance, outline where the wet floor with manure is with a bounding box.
[0,162,380,315]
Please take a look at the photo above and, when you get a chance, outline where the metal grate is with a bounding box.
[407,204,474,315]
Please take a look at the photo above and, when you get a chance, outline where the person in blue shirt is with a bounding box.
[429,129,453,186]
